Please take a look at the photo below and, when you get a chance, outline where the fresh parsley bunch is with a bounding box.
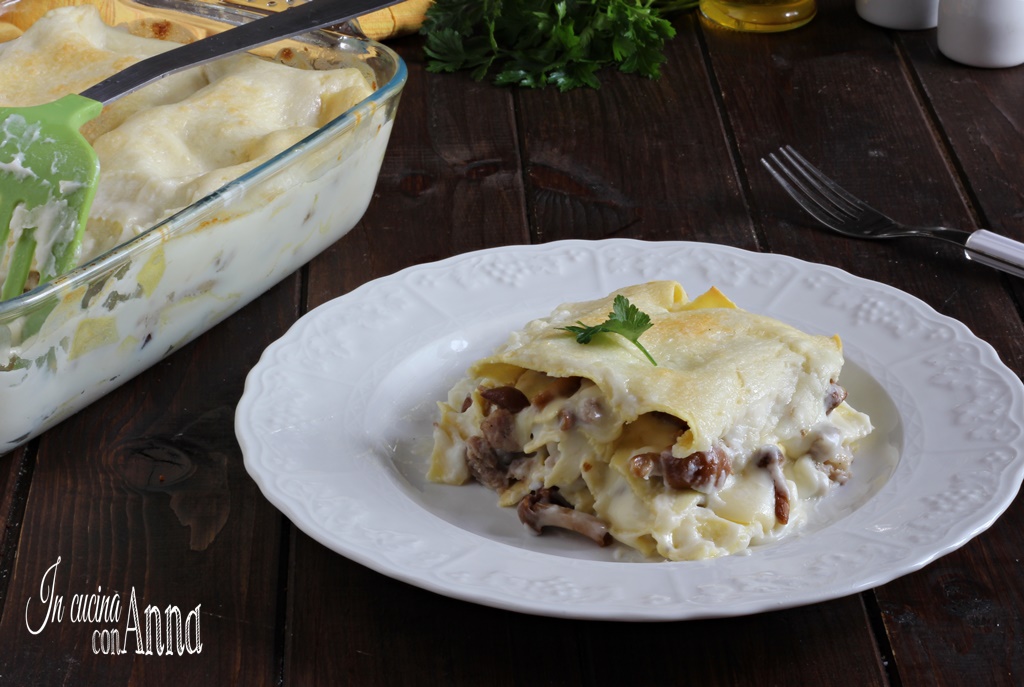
[422,0,694,91]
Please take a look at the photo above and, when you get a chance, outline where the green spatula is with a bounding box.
[0,0,399,301]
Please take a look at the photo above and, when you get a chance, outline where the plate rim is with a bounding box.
[236,239,1024,621]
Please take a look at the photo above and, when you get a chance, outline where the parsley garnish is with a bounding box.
[421,1,694,91]
[560,295,658,365]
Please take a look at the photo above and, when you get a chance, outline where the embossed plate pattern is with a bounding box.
[235,240,1024,620]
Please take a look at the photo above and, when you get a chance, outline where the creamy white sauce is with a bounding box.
[12,198,76,278]
[432,364,873,561]
[0,115,42,180]
[58,180,85,194]
[0,155,37,180]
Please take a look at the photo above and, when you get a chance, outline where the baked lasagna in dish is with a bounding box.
[429,281,872,561]
[0,5,375,285]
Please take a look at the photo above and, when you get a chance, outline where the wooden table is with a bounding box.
[2,1,1023,683]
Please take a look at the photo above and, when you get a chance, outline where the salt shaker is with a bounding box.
[938,0,1024,68]
[855,0,938,29]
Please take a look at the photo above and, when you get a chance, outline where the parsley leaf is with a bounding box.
[421,1,695,91]
[560,295,658,365]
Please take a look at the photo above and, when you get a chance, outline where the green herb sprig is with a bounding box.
[560,295,658,365]
[421,1,695,91]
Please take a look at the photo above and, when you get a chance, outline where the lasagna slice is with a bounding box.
[429,281,872,561]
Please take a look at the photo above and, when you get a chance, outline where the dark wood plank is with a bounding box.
[286,530,591,687]
[0,277,300,686]
[0,446,31,613]
[901,31,1024,243]
[515,13,757,248]
[706,0,1024,378]
[704,3,1024,684]
[0,451,22,528]
[574,593,887,686]
[306,35,529,309]
[709,0,993,296]
[873,499,1024,687]
[289,32,536,684]
[287,530,887,686]
[869,28,1024,687]
[899,28,1024,356]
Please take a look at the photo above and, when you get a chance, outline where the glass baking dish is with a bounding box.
[0,0,406,453]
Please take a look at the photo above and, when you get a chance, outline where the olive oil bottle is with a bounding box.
[700,0,817,32]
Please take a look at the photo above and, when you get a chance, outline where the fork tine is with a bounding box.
[761,153,852,229]
[778,146,867,218]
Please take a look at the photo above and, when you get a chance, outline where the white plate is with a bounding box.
[235,240,1024,621]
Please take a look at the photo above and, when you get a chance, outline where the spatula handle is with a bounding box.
[80,0,401,105]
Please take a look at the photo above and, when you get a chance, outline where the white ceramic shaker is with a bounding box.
[938,0,1024,68]
[856,0,939,29]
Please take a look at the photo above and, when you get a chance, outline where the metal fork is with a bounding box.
[761,146,1024,278]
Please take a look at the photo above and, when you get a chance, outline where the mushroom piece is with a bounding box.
[755,446,791,525]
[465,436,512,491]
[480,408,521,453]
[480,385,530,413]
[662,445,731,493]
[628,444,732,493]
[824,382,848,414]
[517,488,612,546]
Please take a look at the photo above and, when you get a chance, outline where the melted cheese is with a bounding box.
[0,6,373,280]
[430,281,873,561]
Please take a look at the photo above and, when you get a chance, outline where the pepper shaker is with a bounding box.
[938,0,1024,68]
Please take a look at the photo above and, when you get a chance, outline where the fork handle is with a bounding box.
[965,229,1024,279]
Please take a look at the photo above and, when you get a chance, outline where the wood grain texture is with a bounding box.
[869,26,1024,687]
[0,446,31,615]
[0,277,301,686]
[901,32,1024,242]
[710,1,1024,354]
[286,530,888,686]
[4,1,1024,684]
[516,13,757,248]
[875,502,1024,687]
[711,4,1024,684]
[306,37,529,309]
